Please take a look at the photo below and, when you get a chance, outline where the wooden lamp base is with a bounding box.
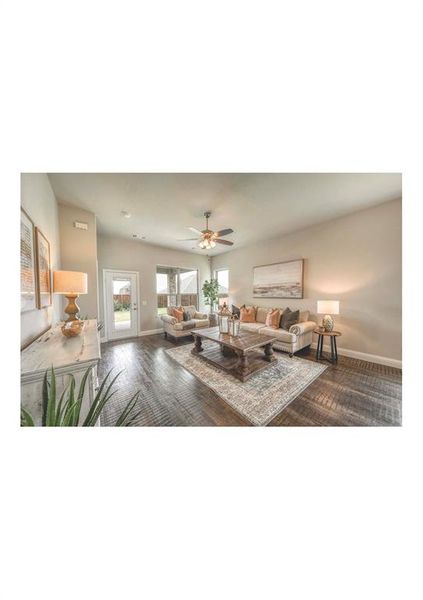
[61,294,84,338]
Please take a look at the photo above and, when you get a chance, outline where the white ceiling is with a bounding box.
[48,173,401,256]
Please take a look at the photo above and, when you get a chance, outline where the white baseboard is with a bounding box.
[139,328,163,337]
[310,342,402,369]
[100,329,163,343]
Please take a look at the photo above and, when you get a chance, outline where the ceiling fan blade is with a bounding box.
[178,238,200,241]
[188,227,204,236]
[215,228,234,237]
[215,238,234,246]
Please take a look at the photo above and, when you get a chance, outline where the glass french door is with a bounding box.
[104,270,139,340]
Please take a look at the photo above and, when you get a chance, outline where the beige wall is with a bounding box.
[212,199,402,361]
[58,204,99,319]
[97,236,211,333]
[21,174,61,348]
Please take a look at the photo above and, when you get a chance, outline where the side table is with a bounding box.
[314,329,341,364]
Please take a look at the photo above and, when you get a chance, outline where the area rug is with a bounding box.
[165,342,327,426]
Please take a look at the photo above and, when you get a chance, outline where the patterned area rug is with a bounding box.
[165,342,327,426]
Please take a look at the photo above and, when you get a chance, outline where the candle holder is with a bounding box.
[228,315,240,337]
[218,302,232,334]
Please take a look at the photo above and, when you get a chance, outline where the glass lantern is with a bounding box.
[218,303,232,334]
[228,315,240,337]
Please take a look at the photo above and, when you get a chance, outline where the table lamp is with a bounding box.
[53,270,88,337]
[317,300,339,332]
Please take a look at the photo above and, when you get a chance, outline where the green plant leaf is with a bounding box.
[45,367,57,426]
[82,370,123,426]
[62,399,81,426]
[33,366,142,427]
[21,408,34,427]
[82,369,114,425]
[85,385,120,427]
[41,370,49,427]
[55,378,72,426]
[114,392,140,426]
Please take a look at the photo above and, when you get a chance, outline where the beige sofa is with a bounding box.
[239,306,316,357]
[160,305,210,341]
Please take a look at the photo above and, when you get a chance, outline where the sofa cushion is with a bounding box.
[299,310,310,322]
[194,311,207,319]
[192,318,209,328]
[173,319,196,331]
[255,307,268,324]
[232,304,241,318]
[265,308,280,328]
[183,307,196,321]
[173,308,184,322]
[240,322,267,333]
[260,326,297,343]
[240,306,256,323]
[280,308,300,330]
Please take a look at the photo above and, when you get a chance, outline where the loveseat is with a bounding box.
[160,305,210,341]
[239,306,316,356]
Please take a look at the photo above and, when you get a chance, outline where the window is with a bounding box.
[156,266,198,314]
[216,269,229,307]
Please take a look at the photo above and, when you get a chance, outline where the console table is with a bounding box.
[21,319,101,426]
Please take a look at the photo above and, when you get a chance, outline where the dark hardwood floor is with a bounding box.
[98,334,402,427]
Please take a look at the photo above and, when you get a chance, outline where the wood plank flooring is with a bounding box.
[98,334,402,427]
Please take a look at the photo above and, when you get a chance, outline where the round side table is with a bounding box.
[314,329,342,364]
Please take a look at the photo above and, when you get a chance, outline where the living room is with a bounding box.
[20,172,401,427]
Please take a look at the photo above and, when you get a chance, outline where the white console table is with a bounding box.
[21,319,101,426]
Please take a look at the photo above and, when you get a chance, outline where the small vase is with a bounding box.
[322,315,334,332]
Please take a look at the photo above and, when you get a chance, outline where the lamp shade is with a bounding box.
[317,300,339,315]
[53,271,88,295]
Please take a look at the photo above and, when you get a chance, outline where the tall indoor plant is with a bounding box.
[202,278,219,312]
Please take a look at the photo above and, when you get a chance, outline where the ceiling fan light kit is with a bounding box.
[182,211,234,250]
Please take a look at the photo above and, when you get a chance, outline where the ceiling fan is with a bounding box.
[180,211,234,249]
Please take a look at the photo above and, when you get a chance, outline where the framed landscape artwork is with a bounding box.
[35,227,52,308]
[20,208,37,312]
[253,259,304,299]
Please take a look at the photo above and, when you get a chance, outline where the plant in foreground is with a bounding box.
[21,367,141,427]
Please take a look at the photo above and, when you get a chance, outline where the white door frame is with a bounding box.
[102,269,140,342]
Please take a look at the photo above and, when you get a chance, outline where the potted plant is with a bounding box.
[202,279,219,311]
[21,367,141,427]
[202,279,220,326]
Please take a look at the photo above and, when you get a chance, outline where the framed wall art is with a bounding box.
[253,259,304,299]
[20,207,37,312]
[35,227,52,308]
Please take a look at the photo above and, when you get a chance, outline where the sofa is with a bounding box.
[239,306,316,356]
[160,305,210,341]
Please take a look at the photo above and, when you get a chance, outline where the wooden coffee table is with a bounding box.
[191,327,277,382]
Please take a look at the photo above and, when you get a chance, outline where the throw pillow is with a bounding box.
[240,306,256,323]
[184,307,196,321]
[280,307,300,331]
[172,308,184,322]
[265,308,280,328]
[256,307,269,324]
[232,304,241,318]
[299,310,310,323]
